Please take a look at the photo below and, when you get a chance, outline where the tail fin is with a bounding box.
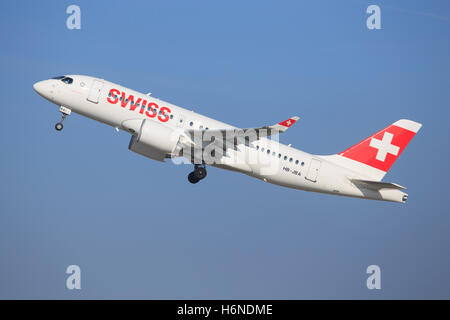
[325,119,422,181]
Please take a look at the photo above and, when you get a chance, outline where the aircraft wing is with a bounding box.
[350,179,406,190]
[186,116,300,141]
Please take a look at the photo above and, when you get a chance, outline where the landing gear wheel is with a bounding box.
[188,165,207,184]
[194,167,207,180]
[54,106,71,132]
[188,172,200,184]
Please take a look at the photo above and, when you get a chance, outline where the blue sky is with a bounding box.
[1,0,449,299]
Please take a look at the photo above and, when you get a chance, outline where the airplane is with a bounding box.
[33,75,422,203]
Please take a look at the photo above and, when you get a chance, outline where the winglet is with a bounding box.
[273,116,300,132]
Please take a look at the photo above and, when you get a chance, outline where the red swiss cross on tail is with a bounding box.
[338,119,422,173]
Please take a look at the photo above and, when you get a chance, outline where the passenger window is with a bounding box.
[295,160,299,165]
[261,148,265,152]
[189,121,193,126]
[289,158,293,162]
[256,146,259,150]
[278,154,281,158]
[284,156,287,160]
[170,114,174,119]
[267,149,270,154]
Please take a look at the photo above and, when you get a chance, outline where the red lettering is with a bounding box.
[107,88,120,104]
[121,92,135,108]
[129,97,142,111]
[145,102,158,118]
[158,106,171,122]
[139,100,147,114]
[109,91,172,124]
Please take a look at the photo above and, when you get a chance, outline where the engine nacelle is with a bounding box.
[128,119,181,162]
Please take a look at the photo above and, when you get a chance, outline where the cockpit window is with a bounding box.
[51,76,65,80]
[61,77,73,84]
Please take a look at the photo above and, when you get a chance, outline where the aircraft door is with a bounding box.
[305,158,321,182]
[87,79,104,103]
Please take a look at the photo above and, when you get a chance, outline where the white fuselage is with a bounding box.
[33,75,408,203]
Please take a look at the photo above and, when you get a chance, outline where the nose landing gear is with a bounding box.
[55,106,71,131]
[188,164,207,184]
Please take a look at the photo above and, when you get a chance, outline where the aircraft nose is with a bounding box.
[33,81,44,94]
[33,80,53,100]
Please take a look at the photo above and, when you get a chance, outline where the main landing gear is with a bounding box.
[55,106,71,131]
[188,164,207,184]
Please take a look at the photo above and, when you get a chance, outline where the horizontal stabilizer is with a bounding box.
[350,179,406,190]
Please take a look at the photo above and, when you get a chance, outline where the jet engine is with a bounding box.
[128,119,183,162]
